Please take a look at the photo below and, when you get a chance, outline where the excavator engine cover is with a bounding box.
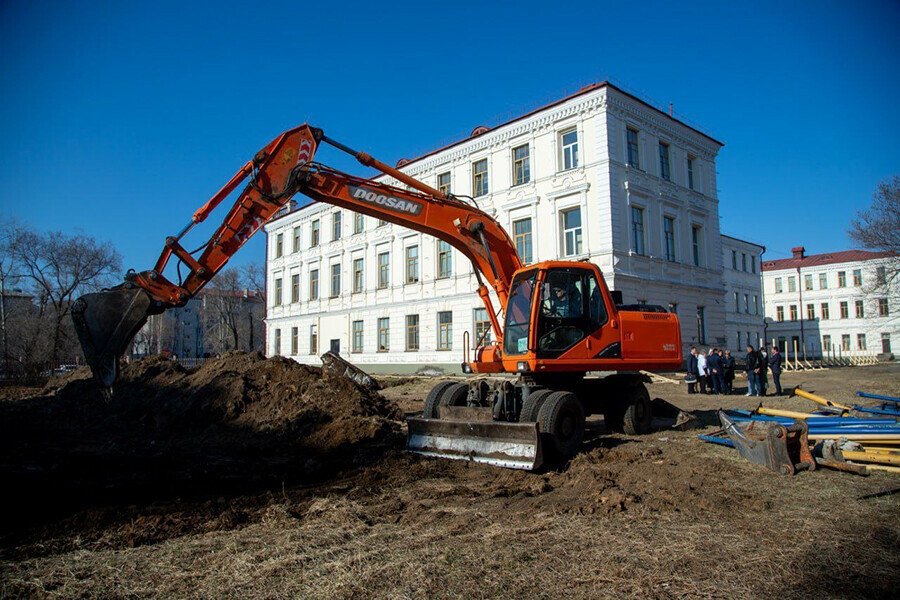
[72,285,156,390]
[407,407,543,470]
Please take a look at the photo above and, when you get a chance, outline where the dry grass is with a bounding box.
[3,365,900,598]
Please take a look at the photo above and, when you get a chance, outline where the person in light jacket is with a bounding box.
[697,350,709,394]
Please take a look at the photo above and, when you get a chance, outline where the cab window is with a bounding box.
[536,269,607,357]
[503,270,537,356]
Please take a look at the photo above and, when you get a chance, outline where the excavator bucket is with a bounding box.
[406,407,543,470]
[72,285,155,390]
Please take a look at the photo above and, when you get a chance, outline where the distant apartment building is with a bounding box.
[762,247,898,358]
[265,81,733,372]
[720,235,765,356]
[135,289,265,358]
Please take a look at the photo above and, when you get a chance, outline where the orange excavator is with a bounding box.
[73,125,682,470]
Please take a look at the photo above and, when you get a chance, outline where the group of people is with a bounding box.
[686,344,784,396]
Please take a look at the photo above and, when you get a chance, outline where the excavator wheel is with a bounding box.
[518,388,553,423]
[436,383,469,417]
[622,383,652,435]
[423,381,457,419]
[537,391,585,458]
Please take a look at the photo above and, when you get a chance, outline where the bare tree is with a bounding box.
[850,176,900,288]
[0,218,25,372]
[12,225,122,363]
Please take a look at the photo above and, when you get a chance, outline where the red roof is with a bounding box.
[762,250,893,271]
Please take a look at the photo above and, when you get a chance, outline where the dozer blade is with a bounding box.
[406,412,543,471]
[71,285,155,390]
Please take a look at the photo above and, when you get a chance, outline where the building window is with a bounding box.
[352,258,364,294]
[330,264,341,297]
[273,328,281,355]
[838,271,846,287]
[822,335,832,352]
[853,269,862,286]
[882,333,892,354]
[789,305,798,321]
[291,327,298,355]
[788,276,796,293]
[744,293,750,314]
[437,241,452,279]
[377,252,390,289]
[687,156,695,189]
[841,334,851,351]
[877,266,886,284]
[512,144,530,186]
[630,206,645,255]
[309,325,318,355]
[658,142,670,181]
[309,269,319,300]
[472,158,489,197]
[731,250,737,269]
[513,218,533,264]
[879,298,889,317]
[840,301,848,319]
[821,303,830,320]
[274,277,283,305]
[291,273,300,303]
[734,292,740,312]
[437,171,451,195]
[310,219,320,247]
[275,233,283,258]
[804,274,813,290]
[855,300,864,319]
[378,219,388,228]
[377,317,390,352]
[751,256,756,273]
[626,128,640,168]
[353,213,364,234]
[352,321,363,353]
[438,311,453,350]
[776,306,784,322]
[474,307,491,344]
[742,253,748,272]
[858,333,867,351]
[406,314,419,351]
[561,207,583,257]
[405,245,419,284]
[664,217,676,262]
[753,295,759,314]
[561,129,579,170]
[332,211,342,241]
[807,303,815,320]
[293,227,301,253]
[819,273,827,289]
[691,226,702,267]
[697,306,706,345]
[775,278,783,293]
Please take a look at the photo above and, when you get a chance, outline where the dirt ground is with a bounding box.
[1,359,899,599]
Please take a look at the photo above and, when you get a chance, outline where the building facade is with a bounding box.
[762,247,898,359]
[720,235,765,356]
[265,82,731,372]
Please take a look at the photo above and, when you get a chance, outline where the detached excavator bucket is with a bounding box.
[407,407,543,470]
[72,285,155,390]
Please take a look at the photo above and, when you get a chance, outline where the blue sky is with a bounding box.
[1,0,898,274]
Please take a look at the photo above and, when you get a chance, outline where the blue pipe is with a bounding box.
[724,412,894,426]
[853,405,900,417]
[857,392,900,404]
[698,434,734,447]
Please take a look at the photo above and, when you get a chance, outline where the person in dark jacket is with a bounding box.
[769,346,784,395]
[686,347,699,394]
[723,350,736,394]
[757,347,769,397]
[745,345,758,396]
[707,348,724,394]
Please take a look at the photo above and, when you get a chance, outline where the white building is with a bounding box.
[762,246,898,359]
[720,235,765,356]
[264,81,731,373]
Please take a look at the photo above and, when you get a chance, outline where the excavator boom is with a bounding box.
[73,125,522,390]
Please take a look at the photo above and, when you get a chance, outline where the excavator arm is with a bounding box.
[73,124,522,390]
